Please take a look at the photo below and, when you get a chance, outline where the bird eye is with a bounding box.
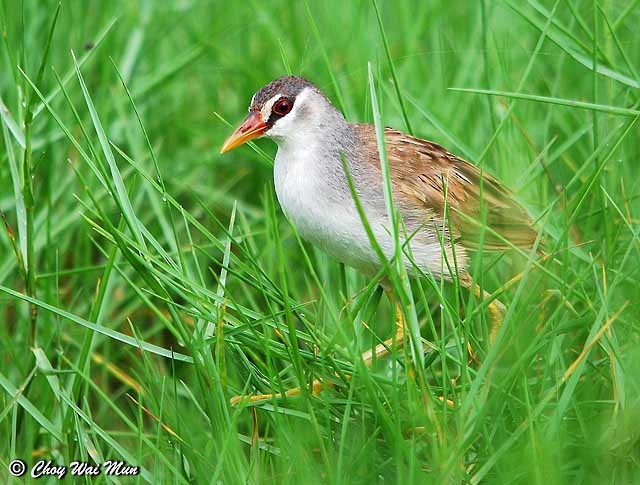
[272,98,293,116]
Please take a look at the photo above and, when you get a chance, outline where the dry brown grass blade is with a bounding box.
[126,393,180,439]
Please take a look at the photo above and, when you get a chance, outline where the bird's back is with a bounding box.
[351,123,538,252]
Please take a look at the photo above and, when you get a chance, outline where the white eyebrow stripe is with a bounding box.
[261,93,282,122]
[249,93,256,111]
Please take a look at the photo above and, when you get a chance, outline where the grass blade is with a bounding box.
[71,51,148,250]
[449,87,640,117]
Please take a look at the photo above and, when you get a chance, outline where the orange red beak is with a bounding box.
[220,111,267,153]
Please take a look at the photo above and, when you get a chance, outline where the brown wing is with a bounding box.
[352,124,537,251]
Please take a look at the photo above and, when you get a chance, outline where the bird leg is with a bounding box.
[361,294,405,363]
[229,277,504,406]
[459,274,505,343]
[229,379,325,406]
[230,291,404,406]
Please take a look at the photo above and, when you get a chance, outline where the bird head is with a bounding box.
[220,76,336,153]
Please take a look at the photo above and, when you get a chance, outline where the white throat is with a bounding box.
[269,91,380,272]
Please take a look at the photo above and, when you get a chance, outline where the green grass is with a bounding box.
[1,0,639,482]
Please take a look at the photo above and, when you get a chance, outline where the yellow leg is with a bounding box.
[361,298,404,363]
[363,297,455,409]
[230,292,404,406]
[460,274,505,344]
[229,379,324,406]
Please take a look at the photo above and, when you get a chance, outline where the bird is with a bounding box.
[220,75,538,404]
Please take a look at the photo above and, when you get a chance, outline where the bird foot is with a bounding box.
[230,379,325,406]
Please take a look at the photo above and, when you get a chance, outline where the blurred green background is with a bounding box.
[1,0,639,483]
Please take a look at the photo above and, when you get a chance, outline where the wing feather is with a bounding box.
[352,124,537,251]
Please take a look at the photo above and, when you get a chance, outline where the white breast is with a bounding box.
[274,143,383,274]
[271,138,464,280]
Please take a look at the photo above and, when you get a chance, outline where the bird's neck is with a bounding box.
[274,111,354,162]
